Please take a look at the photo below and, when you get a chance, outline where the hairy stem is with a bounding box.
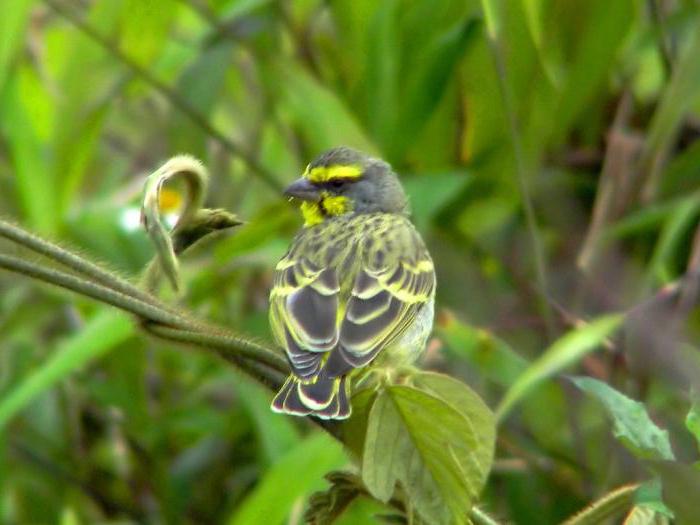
[0,254,287,389]
[142,324,287,390]
[144,324,288,375]
[0,219,164,309]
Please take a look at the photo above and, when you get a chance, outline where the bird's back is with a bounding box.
[269,212,435,419]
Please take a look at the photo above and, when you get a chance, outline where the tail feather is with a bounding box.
[271,372,351,420]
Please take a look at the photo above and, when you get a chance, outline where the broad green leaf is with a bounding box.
[411,371,495,462]
[342,387,378,460]
[272,62,376,155]
[496,314,623,421]
[0,0,34,90]
[362,375,495,525]
[227,432,347,525]
[649,461,700,525]
[572,377,674,461]
[0,310,133,430]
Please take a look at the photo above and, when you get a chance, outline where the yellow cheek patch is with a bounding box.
[321,195,351,215]
[301,202,323,227]
[305,164,363,183]
[299,195,352,227]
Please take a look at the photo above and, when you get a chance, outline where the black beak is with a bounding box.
[283,178,320,202]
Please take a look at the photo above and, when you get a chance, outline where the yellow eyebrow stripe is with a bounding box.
[305,164,363,183]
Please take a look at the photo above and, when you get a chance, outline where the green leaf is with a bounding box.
[227,432,347,525]
[0,310,133,430]
[169,41,233,157]
[551,0,635,142]
[649,461,700,525]
[52,0,123,217]
[234,378,300,464]
[392,18,481,158]
[571,377,674,461]
[0,71,56,234]
[635,478,675,518]
[644,194,700,288]
[342,387,379,460]
[361,0,399,150]
[496,314,623,421]
[305,471,367,525]
[640,25,700,196]
[362,374,495,525]
[685,388,700,452]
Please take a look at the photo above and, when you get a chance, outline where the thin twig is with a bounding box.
[0,254,198,329]
[42,0,282,192]
[142,324,287,390]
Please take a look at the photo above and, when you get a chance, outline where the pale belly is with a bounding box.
[374,297,435,368]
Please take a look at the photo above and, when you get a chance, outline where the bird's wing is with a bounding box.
[270,253,340,379]
[325,222,435,377]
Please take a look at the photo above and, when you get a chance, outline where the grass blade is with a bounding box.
[496,314,623,422]
[0,310,133,430]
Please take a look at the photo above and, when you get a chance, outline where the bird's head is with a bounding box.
[284,147,408,227]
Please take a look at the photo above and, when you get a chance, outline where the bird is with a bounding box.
[269,147,435,420]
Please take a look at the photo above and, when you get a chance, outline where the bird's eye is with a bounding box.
[329,179,345,189]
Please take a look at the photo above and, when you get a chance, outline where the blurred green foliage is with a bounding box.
[1,0,700,523]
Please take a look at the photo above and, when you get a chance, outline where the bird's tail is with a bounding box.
[271,368,350,420]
